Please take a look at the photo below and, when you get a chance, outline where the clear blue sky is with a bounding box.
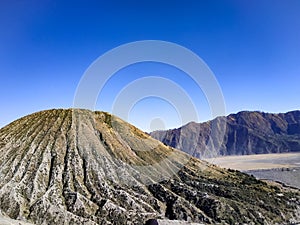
[1,0,300,131]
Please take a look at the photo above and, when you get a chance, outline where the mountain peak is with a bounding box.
[0,109,299,224]
[151,110,300,157]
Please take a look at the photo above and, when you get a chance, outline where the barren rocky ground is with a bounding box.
[0,109,299,224]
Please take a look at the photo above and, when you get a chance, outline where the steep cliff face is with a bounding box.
[0,109,299,225]
[151,111,300,157]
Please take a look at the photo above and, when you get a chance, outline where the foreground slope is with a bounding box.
[0,109,299,224]
[151,110,300,158]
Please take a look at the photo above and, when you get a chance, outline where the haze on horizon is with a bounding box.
[1,0,300,132]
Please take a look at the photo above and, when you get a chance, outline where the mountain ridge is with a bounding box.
[151,110,300,158]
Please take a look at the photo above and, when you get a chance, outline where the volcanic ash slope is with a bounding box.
[0,109,299,224]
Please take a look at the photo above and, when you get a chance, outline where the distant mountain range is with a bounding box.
[151,110,300,158]
[0,109,299,224]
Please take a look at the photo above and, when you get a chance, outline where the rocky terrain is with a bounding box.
[0,109,299,224]
[151,110,300,158]
[0,213,34,225]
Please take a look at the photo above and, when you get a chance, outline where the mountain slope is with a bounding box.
[151,111,300,158]
[0,109,299,224]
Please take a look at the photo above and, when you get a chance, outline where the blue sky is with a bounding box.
[1,0,300,131]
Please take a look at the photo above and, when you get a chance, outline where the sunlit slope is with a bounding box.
[0,109,299,224]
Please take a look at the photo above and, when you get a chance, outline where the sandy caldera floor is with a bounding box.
[205,152,300,171]
[205,152,300,189]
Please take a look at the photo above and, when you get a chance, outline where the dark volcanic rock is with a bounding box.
[0,109,299,224]
[145,219,158,225]
[150,110,300,157]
